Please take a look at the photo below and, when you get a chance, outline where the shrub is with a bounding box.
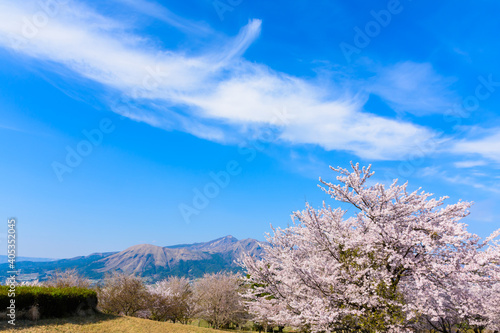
[0,286,97,319]
[97,272,149,316]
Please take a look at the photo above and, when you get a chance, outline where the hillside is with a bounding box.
[0,314,236,333]
[0,255,55,264]
[0,236,263,282]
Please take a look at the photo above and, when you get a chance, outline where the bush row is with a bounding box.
[0,286,97,319]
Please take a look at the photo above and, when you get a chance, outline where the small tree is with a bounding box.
[147,280,175,322]
[147,277,193,323]
[45,268,91,288]
[193,272,248,329]
[243,163,500,332]
[98,272,149,316]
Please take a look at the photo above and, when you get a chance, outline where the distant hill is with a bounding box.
[0,255,55,264]
[0,236,263,283]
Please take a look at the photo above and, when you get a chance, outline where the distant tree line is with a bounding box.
[97,271,253,330]
[38,269,267,331]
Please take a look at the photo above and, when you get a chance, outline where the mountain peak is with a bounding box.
[208,235,238,246]
[4,236,264,282]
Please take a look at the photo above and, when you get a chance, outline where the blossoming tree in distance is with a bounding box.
[242,163,500,333]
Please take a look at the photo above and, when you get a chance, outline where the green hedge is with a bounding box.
[0,286,97,319]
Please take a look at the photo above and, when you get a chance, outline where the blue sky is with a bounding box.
[0,0,499,258]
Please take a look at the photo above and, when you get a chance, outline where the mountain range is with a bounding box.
[0,256,56,264]
[0,236,263,283]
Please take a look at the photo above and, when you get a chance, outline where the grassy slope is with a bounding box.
[0,314,234,333]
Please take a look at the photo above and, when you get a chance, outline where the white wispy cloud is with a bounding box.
[452,130,500,163]
[368,61,458,115]
[454,160,487,168]
[110,0,213,35]
[0,0,438,160]
[417,165,500,193]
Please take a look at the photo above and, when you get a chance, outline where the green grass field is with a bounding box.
[0,314,243,333]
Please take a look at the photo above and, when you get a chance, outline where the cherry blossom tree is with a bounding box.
[242,163,500,332]
[483,282,500,332]
[147,280,176,322]
[244,282,286,332]
[147,277,193,323]
[98,272,149,316]
[45,268,91,288]
[193,272,248,329]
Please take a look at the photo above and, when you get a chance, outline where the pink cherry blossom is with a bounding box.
[242,163,500,332]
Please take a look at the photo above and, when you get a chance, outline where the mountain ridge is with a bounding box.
[0,236,264,282]
[0,255,57,264]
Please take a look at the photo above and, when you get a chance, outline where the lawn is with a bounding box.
[0,314,239,333]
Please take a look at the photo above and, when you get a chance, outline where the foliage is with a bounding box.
[44,268,91,288]
[97,271,249,329]
[97,272,149,316]
[242,163,500,332]
[147,277,194,323]
[192,272,248,329]
[0,286,97,319]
